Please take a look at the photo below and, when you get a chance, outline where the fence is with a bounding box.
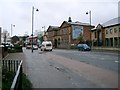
[2,60,23,90]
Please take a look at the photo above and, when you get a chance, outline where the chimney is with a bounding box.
[68,17,72,22]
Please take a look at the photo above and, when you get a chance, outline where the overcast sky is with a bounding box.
[0,0,119,36]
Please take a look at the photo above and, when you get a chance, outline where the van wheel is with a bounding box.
[41,49,42,51]
[50,49,52,51]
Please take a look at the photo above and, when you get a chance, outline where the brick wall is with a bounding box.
[83,26,91,41]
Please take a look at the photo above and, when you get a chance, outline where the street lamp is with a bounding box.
[42,26,45,32]
[11,24,15,37]
[86,10,92,47]
[31,6,39,53]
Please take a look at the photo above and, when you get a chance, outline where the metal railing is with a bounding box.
[2,60,23,90]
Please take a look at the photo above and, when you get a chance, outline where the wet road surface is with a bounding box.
[23,48,118,88]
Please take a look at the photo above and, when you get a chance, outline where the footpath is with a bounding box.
[3,52,27,73]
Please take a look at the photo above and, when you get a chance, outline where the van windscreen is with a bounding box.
[46,44,51,46]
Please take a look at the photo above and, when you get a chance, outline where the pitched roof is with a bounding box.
[60,21,94,28]
[47,26,59,32]
[50,26,59,29]
[102,17,120,27]
[68,21,90,26]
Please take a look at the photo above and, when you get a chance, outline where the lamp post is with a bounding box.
[86,10,92,47]
[31,6,39,53]
[42,26,45,33]
[11,24,15,37]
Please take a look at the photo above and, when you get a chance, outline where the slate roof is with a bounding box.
[102,17,120,27]
[50,26,59,29]
[47,26,60,32]
[67,21,90,26]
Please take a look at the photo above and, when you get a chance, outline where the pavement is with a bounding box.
[3,52,27,73]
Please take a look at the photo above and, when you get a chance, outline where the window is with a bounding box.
[63,29,67,34]
[58,38,60,45]
[106,29,108,34]
[114,28,117,33]
[46,44,51,46]
[110,29,112,34]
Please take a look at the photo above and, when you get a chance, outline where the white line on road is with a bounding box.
[115,61,119,63]
[101,58,105,60]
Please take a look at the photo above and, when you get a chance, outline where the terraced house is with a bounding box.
[91,17,120,48]
[47,17,94,49]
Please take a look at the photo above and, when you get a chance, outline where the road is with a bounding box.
[23,48,118,88]
[52,49,119,72]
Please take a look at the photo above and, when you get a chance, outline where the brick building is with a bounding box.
[46,17,94,49]
[47,26,60,48]
[26,36,38,45]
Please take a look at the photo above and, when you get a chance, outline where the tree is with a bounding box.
[11,36,19,44]
[77,32,84,43]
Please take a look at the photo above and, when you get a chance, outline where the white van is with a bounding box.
[41,41,52,51]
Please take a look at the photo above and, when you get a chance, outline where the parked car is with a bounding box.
[38,44,42,48]
[8,43,14,49]
[2,43,14,49]
[26,44,31,49]
[41,41,52,51]
[0,45,4,47]
[26,44,38,50]
[33,45,38,50]
[77,44,91,51]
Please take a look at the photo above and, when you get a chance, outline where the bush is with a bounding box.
[14,44,23,52]
[2,69,15,90]
[8,44,23,53]
[2,69,32,90]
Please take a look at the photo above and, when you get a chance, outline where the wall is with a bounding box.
[105,25,120,47]
[0,27,1,44]
[0,27,2,59]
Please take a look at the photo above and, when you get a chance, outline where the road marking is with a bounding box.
[101,58,105,60]
[115,61,119,63]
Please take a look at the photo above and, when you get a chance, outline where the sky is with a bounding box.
[0,0,119,36]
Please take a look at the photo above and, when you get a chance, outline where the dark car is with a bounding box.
[77,44,91,51]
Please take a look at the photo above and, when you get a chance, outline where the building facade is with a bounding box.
[91,24,105,46]
[105,24,120,48]
[1,30,10,44]
[0,27,1,44]
[47,26,60,48]
[46,18,94,49]
[26,36,38,45]
[91,17,120,48]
